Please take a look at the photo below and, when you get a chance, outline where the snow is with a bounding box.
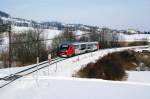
[0,60,49,78]
[0,17,11,21]
[102,33,150,42]
[75,30,86,35]
[12,26,33,32]
[117,33,150,42]
[12,26,62,39]
[44,29,62,39]
[12,26,85,39]
[41,29,62,48]
[133,46,150,52]
[0,46,150,99]
[128,71,150,83]
[0,77,150,99]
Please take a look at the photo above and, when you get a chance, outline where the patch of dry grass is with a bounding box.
[75,49,150,81]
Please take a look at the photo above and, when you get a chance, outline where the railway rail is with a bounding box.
[0,57,66,88]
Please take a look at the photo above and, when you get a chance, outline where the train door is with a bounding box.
[74,44,80,55]
[67,45,75,56]
[59,44,69,57]
[93,43,99,51]
[87,44,93,52]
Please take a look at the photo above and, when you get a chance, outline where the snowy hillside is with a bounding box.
[12,26,33,32]
[103,32,150,42]
[0,46,150,99]
[12,26,86,39]
[117,33,150,42]
[12,26,150,43]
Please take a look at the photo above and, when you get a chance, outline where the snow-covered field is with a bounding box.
[118,33,150,42]
[0,46,150,99]
[0,77,150,99]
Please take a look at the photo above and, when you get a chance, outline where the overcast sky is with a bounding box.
[0,0,150,31]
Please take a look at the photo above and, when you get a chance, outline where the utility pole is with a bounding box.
[8,23,12,68]
[37,32,39,65]
[36,25,40,75]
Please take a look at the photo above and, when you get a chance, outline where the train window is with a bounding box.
[74,45,79,49]
[81,44,86,50]
[95,43,98,47]
[69,46,74,50]
[60,44,69,50]
[87,44,92,49]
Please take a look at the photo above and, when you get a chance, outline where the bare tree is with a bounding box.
[51,28,76,58]
[11,28,47,66]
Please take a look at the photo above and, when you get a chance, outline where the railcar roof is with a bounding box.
[61,42,98,45]
[72,42,98,45]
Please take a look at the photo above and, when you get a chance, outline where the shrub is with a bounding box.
[96,53,126,80]
[76,62,96,78]
[75,50,150,80]
[75,52,127,81]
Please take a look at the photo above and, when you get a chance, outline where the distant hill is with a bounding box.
[0,10,10,18]
[0,10,101,32]
[1,10,147,34]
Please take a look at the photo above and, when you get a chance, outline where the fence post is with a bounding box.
[55,62,57,72]
[8,23,12,68]
[48,54,51,75]
[77,55,80,61]
[35,56,39,86]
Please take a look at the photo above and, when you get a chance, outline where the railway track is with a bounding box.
[0,57,67,88]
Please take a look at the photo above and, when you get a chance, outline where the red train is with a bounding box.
[58,42,99,57]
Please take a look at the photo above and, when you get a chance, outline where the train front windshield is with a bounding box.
[60,44,69,52]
